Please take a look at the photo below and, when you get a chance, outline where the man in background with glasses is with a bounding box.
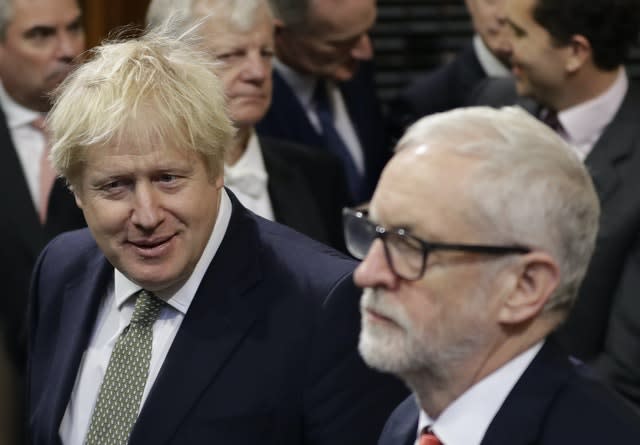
[344,106,640,444]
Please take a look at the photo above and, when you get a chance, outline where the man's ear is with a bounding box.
[565,34,591,73]
[498,252,560,325]
[273,18,285,36]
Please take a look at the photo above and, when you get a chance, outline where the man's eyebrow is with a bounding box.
[23,25,56,38]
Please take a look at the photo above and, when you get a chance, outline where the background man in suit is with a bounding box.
[0,1,85,442]
[256,0,390,204]
[28,23,406,445]
[344,106,640,445]
[0,0,86,368]
[470,0,640,408]
[388,0,512,140]
[146,0,349,250]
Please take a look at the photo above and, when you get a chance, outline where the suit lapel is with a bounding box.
[584,83,639,206]
[130,197,269,444]
[42,253,112,442]
[480,338,572,445]
[0,108,45,256]
[380,396,420,445]
[265,71,324,148]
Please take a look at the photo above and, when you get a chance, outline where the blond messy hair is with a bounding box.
[48,19,235,186]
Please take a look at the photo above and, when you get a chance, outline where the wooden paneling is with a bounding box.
[80,0,151,48]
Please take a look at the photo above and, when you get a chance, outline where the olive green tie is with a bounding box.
[85,290,164,445]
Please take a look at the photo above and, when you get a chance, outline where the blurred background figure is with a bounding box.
[0,0,86,442]
[256,0,390,204]
[147,0,349,250]
[470,0,640,408]
[387,0,511,140]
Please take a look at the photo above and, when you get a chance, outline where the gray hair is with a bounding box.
[396,106,600,318]
[147,0,272,31]
[48,18,235,185]
[0,0,14,40]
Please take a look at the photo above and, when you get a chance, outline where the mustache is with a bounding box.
[360,288,411,330]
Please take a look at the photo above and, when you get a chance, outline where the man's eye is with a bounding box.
[25,27,55,40]
[158,174,177,183]
[101,180,124,191]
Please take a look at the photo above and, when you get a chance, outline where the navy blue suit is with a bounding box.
[0,106,85,370]
[378,339,640,445]
[27,192,407,445]
[256,63,391,202]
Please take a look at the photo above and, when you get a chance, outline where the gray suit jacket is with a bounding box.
[470,77,640,408]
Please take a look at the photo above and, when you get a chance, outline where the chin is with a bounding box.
[358,323,411,374]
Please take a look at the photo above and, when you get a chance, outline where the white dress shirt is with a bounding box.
[273,59,365,175]
[59,190,233,445]
[473,34,511,78]
[557,68,628,161]
[415,341,543,445]
[224,131,275,220]
[0,82,47,209]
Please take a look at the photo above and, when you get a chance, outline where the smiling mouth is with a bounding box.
[127,235,175,256]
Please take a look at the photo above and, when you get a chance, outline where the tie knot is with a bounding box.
[419,427,443,445]
[130,290,164,326]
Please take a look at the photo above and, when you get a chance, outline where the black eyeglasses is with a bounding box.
[343,208,531,281]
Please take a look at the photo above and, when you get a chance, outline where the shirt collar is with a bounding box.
[417,341,543,445]
[273,58,319,110]
[114,188,233,314]
[0,81,43,128]
[225,131,268,180]
[559,67,628,148]
[472,34,510,78]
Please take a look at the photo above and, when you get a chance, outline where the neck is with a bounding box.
[553,66,621,111]
[405,322,552,418]
[225,126,252,166]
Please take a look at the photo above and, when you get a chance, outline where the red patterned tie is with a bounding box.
[31,116,56,223]
[419,427,443,445]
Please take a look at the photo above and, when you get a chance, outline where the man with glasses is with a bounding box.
[345,106,640,444]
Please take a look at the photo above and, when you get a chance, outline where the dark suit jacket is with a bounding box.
[27,192,407,445]
[387,41,487,141]
[261,136,349,251]
[378,339,640,445]
[470,77,640,407]
[0,106,85,369]
[256,62,391,203]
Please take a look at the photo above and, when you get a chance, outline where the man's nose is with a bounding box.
[241,52,269,81]
[354,239,398,290]
[130,183,164,230]
[351,34,373,61]
[56,30,85,61]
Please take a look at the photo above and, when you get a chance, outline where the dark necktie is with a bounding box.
[419,427,443,445]
[540,108,563,133]
[313,79,363,202]
[85,290,164,445]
